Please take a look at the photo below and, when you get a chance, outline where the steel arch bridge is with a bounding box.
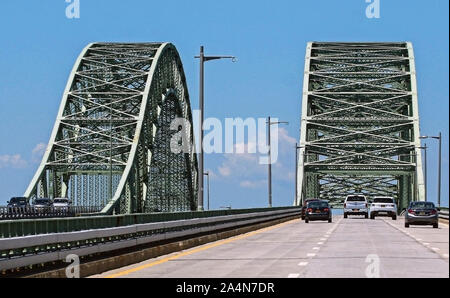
[24,42,198,214]
[296,42,425,210]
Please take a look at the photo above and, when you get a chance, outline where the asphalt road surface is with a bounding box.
[93,215,449,278]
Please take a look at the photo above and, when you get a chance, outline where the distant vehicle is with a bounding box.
[304,200,332,223]
[301,198,321,220]
[344,195,368,218]
[33,198,52,211]
[52,198,72,210]
[7,197,29,209]
[405,201,439,228]
[369,197,397,220]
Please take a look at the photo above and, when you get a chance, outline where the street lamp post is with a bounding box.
[295,143,303,206]
[417,144,427,201]
[195,46,235,211]
[204,172,210,211]
[267,116,288,208]
[420,133,442,206]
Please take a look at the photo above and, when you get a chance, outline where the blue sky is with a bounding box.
[0,0,448,208]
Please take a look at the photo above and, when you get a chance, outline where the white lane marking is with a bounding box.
[288,273,300,278]
[382,218,448,260]
[313,247,320,250]
[320,238,326,241]
[317,242,324,245]
[298,262,308,266]
[431,247,440,251]
[307,253,316,257]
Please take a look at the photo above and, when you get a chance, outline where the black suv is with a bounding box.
[7,197,29,208]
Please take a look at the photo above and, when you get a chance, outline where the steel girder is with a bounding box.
[24,43,198,214]
[296,42,425,210]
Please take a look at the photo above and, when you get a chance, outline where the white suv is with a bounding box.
[343,195,368,218]
[369,197,397,220]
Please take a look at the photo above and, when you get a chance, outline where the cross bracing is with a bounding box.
[296,42,425,210]
[24,43,198,214]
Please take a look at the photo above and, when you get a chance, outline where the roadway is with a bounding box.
[92,215,449,278]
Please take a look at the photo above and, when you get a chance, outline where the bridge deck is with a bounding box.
[93,216,449,278]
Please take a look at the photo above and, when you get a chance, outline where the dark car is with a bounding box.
[33,198,52,212]
[305,200,332,223]
[301,198,321,220]
[7,197,29,214]
[7,197,29,208]
[405,201,439,228]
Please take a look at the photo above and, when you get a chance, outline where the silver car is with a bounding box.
[343,195,368,218]
[52,198,72,211]
[405,201,439,228]
[369,197,397,220]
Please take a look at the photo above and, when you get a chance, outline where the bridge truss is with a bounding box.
[25,43,198,214]
[296,42,425,209]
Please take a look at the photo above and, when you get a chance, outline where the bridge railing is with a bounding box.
[0,206,103,220]
[0,207,301,271]
[439,207,449,220]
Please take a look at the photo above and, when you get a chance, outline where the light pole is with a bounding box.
[295,143,303,206]
[420,133,441,206]
[195,46,236,211]
[204,171,210,211]
[417,144,427,201]
[267,116,288,208]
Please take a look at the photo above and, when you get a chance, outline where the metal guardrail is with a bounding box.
[0,206,299,238]
[0,206,103,220]
[0,207,301,271]
[439,208,449,220]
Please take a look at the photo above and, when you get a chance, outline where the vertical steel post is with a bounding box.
[267,116,272,208]
[109,97,113,205]
[198,46,205,211]
[424,143,427,201]
[438,132,441,207]
[206,172,210,210]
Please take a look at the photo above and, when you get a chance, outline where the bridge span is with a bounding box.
[92,216,449,278]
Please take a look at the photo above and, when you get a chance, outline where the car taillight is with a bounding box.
[408,209,415,214]
[324,208,329,212]
[365,203,368,208]
[344,203,346,208]
[307,208,312,213]
[431,209,437,215]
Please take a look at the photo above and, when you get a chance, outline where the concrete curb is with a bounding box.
[26,215,299,278]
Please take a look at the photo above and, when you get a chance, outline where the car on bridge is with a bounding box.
[33,198,52,212]
[301,198,321,220]
[369,197,397,220]
[304,200,332,223]
[52,198,72,211]
[405,201,439,228]
[6,197,29,214]
[343,195,368,218]
[7,197,29,208]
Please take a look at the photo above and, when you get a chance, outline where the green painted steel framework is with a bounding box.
[24,43,198,214]
[296,42,425,210]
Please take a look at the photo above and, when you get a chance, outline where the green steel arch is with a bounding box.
[24,43,198,214]
[296,42,425,210]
